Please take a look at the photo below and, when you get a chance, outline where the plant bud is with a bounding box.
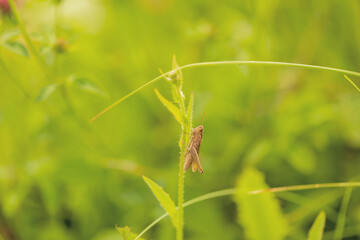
[53,38,68,54]
[166,69,181,87]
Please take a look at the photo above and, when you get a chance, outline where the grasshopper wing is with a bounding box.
[189,146,204,173]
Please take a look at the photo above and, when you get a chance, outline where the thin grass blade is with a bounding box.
[307,211,326,240]
[344,75,360,93]
[333,188,352,240]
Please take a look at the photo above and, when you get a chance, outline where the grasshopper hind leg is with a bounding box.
[189,147,204,173]
[192,162,197,172]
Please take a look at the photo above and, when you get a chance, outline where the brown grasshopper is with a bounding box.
[184,125,204,173]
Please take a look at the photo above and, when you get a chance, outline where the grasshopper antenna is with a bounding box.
[201,111,206,125]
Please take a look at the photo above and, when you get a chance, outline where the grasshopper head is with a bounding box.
[192,125,203,136]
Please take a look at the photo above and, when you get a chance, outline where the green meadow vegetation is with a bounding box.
[1,1,360,240]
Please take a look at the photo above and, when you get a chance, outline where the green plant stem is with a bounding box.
[176,90,188,240]
[8,0,49,78]
[177,139,185,240]
[135,182,360,239]
[8,0,80,118]
[90,61,360,122]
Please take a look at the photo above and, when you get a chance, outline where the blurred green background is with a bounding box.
[1,0,360,239]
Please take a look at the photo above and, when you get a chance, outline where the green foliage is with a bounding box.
[36,83,58,101]
[154,88,184,125]
[155,54,189,240]
[1,1,360,240]
[333,188,352,240]
[307,211,326,240]
[143,176,179,228]
[186,92,194,127]
[67,75,106,98]
[168,56,185,106]
[170,55,183,87]
[115,226,145,240]
[181,92,194,148]
[2,40,29,57]
[235,168,287,240]
[0,29,29,57]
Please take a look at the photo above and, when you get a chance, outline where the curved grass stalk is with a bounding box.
[90,74,167,122]
[247,182,360,194]
[134,182,360,240]
[90,61,360,122]
[344,75,360,93]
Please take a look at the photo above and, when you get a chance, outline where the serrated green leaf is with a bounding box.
[178,92,193,149]
[154,88,184,125]
[307,211,326,240]
[171,85,181,104]
[172,54,179,70]
[142,176,178,228]
[2,41,29,57]
[36,84,58,102]
[171,55,182,79]
[115,226,145,240]
[68,76,106,97]
[235,167,287,240]
[180,92,193,148]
